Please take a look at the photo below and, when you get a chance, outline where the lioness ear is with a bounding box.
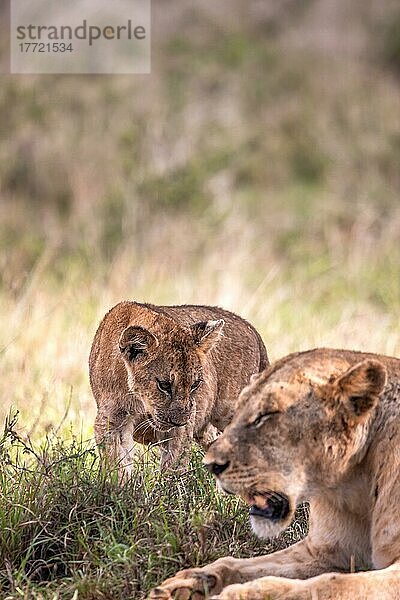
[118,326,159,362]
[191,319,225,353]
[335,359,387,417]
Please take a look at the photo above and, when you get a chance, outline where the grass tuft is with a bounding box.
[0,415,308,599]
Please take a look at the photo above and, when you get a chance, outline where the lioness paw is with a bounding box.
[148,570,219,599]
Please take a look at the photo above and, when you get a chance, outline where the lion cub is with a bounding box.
[89,301,268,476]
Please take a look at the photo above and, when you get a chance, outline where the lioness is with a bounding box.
[150,348,400,599]
[89,301,268,475]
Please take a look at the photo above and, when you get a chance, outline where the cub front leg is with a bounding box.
[159,415,196,471]
[95,408,137,482]
[159,427,193,471]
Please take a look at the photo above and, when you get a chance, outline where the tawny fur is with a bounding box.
[149,348,400,599]
[89,301,268,475]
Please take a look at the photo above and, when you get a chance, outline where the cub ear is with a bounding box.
[335,359,387,418]
[118,325,159,362]
[191,319,225,353]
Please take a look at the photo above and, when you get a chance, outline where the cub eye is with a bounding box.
[127,348,143,361]
[250,411,280,429]
[156,379,172,395]
[190,379,202,393]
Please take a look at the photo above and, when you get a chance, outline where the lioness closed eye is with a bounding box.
[89,301,268,476]
[149,348,400,599]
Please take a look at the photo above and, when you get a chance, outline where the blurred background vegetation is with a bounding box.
[1,0,400,438]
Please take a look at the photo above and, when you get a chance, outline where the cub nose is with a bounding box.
[204,460,230,476]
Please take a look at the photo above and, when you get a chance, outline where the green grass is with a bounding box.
[0,414,308,599]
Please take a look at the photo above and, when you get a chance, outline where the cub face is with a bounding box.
[119,319,224,431]
[204,356,387,539]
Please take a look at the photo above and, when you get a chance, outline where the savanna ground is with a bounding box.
[1,0,400,597]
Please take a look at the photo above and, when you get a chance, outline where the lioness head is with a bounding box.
[204,352,387,539]
[119,318,224,431]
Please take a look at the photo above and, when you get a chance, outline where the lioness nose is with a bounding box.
[204,460,230,475]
